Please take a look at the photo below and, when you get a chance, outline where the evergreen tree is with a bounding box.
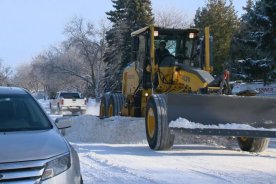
[230,0,275,83]
[103,0,153,92]
[230,0,258,60]
[103,0,126,91]
[194,0,239,75]
[251,0,275,60]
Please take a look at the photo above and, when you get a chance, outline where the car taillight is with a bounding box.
[61,99,64,105]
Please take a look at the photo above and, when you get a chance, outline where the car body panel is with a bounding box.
[42,146,82,184]
[0,129,67,163]
[0,87,82,183]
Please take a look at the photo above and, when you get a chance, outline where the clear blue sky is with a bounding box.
[0,0,247,69]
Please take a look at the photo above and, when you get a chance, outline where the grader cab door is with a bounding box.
[131,28,152,90]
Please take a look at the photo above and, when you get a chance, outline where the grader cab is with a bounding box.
[100,25,276,153]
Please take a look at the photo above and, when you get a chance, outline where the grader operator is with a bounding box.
[100,25,276,153]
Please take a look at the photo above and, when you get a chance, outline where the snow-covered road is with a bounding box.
[39,99,276,184]
[73,143,276,184]
[65,114,276,184]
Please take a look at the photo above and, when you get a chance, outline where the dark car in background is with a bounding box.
[0,87,82,183]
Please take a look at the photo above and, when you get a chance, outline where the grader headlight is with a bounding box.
[189,32,195,39]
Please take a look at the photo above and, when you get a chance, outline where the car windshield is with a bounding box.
[0,94,52,132]
[60,93,81,99]
[155,32,197,58]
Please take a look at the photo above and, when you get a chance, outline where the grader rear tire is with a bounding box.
[145,94,174,150]
[99,93,111,118]
[108,93,124,117]
[237,137,270,152]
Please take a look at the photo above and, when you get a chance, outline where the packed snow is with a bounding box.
[64,116,147,144]
[38,99,276,184]
[73,142,276,184]
[170,117,276,131]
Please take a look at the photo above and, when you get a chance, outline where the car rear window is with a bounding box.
[59,93,81,99]
[0,94,52,132]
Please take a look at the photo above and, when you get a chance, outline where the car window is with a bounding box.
[59,93,81,99]
[0,94,52,131]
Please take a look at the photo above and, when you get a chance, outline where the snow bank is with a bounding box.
[61,115,235,147]
[56,98,235,147]
[170,117,276,131]
[63,115,148,144]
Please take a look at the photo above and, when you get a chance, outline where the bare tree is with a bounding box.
[47,46,88,93]
[95,19,110,100]
[154,8,192,28]
[35,48,87,97]
[0,60,12,86]
[13,64,39,91]
[13,17,108,100]
[62,17,108,99]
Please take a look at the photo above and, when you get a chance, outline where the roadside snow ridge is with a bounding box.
[170,118,276,131]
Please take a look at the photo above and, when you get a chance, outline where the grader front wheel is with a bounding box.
[145,94,174,150]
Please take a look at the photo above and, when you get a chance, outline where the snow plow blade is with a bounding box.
[165,94,276,136]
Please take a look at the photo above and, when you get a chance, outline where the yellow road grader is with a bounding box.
[100,25,276,152]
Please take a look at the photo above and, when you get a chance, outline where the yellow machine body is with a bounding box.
[122,63,141,96]
[156,66,211,93]
[121,25,216,117]
[101,25,276,153]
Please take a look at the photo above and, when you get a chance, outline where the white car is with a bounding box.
[50,92,87,115]
[0,87,82,183]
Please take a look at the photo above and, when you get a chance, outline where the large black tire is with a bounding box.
[99,93,111,118]
[145,94,175,150]
[108,93,125,117]
[237,137,270,152]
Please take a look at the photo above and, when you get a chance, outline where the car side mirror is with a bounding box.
[55,117,71,129]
